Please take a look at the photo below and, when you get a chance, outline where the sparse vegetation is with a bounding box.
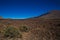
[0,15,60,40]
[3,26,22,38]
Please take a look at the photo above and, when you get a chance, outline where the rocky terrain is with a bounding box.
[0,10,60,40]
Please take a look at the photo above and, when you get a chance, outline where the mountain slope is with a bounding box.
[35,10,60,19]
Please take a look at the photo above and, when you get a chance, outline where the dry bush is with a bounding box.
[3,26,22,38]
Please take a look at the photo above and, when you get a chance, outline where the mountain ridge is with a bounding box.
[0,10,60,20]
[32,10,60,19]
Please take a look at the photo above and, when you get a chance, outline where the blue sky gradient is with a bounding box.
[0,0,60,19]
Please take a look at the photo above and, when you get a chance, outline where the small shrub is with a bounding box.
[3,26,22,38]
[19,26,30,32]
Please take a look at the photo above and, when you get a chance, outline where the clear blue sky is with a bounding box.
[0,0,60,19]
